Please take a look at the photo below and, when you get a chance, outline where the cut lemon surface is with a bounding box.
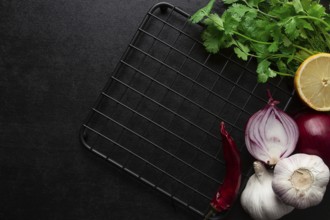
[294,53,330,111]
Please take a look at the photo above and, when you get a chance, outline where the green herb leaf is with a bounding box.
[234,41,250,60]
[282,36,292,47]
[268,41,279,52]
[292,0,304,14]
[284,18,300,40]
[246,0,265,7]
[276,60,287,73]
[268,68,277,78]
[227,4,254,22]
[256,59,278,82]
[208,13,224,31]
[300,0,313,11]
[257,72,269,83]
[269,3,295,18]
[190,0,216,23]
[201,22,234,54]
[201,25,222,53]
[298,18,314,31]
[222,11,240,35]
[307,2,326,18]
[257,59,271,75]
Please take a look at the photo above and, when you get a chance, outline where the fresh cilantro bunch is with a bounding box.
[190,0,330,82]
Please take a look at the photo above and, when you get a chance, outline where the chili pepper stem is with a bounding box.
[203,209,215,220]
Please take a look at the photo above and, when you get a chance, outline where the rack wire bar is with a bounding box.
[80,2,295,219]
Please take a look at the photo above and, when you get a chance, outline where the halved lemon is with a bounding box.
[294,53,330,111]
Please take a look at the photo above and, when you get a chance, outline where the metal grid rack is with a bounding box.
[80,2,295,218]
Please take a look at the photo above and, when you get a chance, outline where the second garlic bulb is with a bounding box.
[272,153,330,209]
[241,161,294,220]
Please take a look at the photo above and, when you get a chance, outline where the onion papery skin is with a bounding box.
[294,111,330,167]
[245,99,299,165]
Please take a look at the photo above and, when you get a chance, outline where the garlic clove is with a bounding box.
[241,161,294,220]
[272,153,330,209]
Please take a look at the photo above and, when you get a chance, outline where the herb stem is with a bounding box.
[233,31,272,45]
[267,54,304,63]
[292,44,314,55]
[203,209,215,220]
[273,70,294,77]
[242,0,278,19]
[256,7,278,19]
[320,29,330,51]
[297,15,330,29]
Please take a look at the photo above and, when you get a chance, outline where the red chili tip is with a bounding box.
[220,121,225,129]
[220,121,227,136]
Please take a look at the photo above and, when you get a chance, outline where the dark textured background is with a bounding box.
[1,0,330,219]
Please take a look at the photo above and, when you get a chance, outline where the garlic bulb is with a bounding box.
[240,161,294,220]
[272,153,330,209]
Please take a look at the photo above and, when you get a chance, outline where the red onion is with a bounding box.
[245,93,299,166]
[294,111,330,166]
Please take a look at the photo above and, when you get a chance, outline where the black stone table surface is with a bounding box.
[1,0,329,219]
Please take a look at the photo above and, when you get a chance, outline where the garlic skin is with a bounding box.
[272,153,330,209]
[240,161,294,220]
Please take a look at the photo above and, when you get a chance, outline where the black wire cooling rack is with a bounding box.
[80,2,295,218]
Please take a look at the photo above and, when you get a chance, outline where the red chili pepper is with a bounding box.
[204,122,242,219]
